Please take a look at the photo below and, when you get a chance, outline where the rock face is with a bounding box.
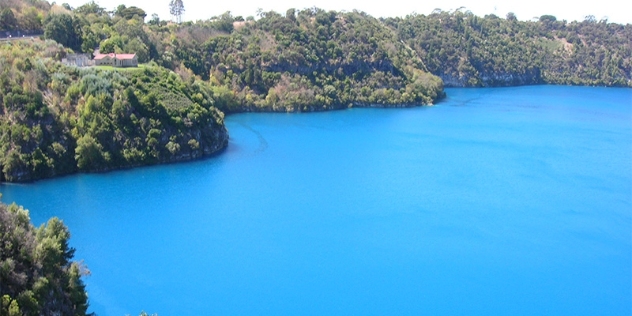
[438,69,542,87]
[162,122,229,162]
[478,69,542,87]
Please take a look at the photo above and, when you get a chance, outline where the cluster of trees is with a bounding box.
[142,7,629,109]
[40,2,157,62]
[0,198,90,315]
[149,8,445,112]
[0,40,228,182]
[385,10,632,87]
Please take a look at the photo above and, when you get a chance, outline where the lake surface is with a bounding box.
[1,86,631,315]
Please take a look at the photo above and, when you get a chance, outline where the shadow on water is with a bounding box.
[441,88,494,107]
[236,121,269,154]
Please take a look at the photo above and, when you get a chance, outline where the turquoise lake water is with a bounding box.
[1,86,631,315]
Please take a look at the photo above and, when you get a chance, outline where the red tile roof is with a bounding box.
[94,53,136,60]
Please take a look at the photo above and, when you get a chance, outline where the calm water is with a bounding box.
[1,86,631,315]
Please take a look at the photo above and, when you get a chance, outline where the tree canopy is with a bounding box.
[0,198,90,315]
[386,9,631,86]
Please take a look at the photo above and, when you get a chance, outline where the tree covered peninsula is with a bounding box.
[0,0,630,182]
[0,40,228,182]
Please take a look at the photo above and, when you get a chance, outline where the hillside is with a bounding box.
[2,1,630,90]
[157,9,445,112]
[150,9,630,90]
[0,1,631,182]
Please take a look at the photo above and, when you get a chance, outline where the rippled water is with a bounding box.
[2,86,631,315]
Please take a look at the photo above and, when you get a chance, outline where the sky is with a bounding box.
[63,0,631,24]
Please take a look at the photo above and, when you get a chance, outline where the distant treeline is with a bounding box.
[387,10,631,87]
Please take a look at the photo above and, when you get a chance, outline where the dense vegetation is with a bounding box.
[0,0,630,182]
[387,10,632,86]
[0,198,89,316]
[156,9,445,112]
[0,39,228,182]
[0,0,50,32]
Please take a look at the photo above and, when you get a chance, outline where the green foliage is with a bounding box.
[158,9,445,112]
[74,1,106,16]
[44,13,82,51]
[539,15,557,23]
[0,40,228,182]
[0,2,47,32]
[0,199,90,315]
[115,5,147,20]
[388,10,632,87]
[75,134,108,170]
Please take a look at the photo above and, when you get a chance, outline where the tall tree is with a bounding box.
[44,14,82,51]
[169,0,185,24]
[74,1,106,15]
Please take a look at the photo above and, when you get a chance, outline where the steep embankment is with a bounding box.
[387,11,632,87]
[0,40,228,182]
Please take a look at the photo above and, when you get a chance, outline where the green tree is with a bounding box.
[116,5,147,20]
[125,38,150,62]
[286,8,296,22]
[539,14,557,22]
[74,134,107,170]
[74,1,106,15]
[0,200,90,315]
[81,28,100,53]
[149,13,160,25]
[99,35,124,54]
[44,14,82,50]
[210,11,234,33]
